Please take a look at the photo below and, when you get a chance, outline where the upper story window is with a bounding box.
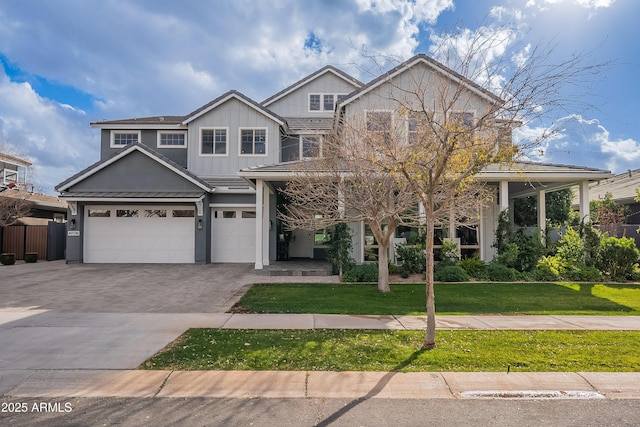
[240,128,267,155]
[309,94,349,112]
[158,131,187,148]
[110,130,140,148]
[450,112,474,128]
[406,111,435,145]
[366,111,392,132]
[201,128,227,155]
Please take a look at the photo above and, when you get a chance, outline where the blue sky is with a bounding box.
[0,0,638,194]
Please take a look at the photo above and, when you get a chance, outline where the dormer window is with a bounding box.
[309,94,348,112]
[110,131,140,147]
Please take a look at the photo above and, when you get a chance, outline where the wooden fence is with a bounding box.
[0,222,65,260]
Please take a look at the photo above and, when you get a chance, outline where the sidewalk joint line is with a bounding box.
[153,370,174,397]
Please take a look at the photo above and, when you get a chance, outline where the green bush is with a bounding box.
[486,261,518,282]
[434,265,469,282]
[596,236,640,280]
[395,243,425,275]
[459,256,486,278]
[630,264,640,282]
[342,263,379,283]
[534,256,561,281]
[439,240,460,266]
[564,265,602,282]
[388,263,402,275]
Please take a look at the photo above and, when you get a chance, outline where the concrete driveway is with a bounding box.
[0,261,323,376]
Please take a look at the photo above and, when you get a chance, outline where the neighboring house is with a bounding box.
[56,54,612,266]
[586,168,640,224]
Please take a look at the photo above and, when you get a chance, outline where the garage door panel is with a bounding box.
[84,206,195,263]
[211,209,256,263]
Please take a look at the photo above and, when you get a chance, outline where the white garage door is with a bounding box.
[84,206,195,263]
[211,208,256,262]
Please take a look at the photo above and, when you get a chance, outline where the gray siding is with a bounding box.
[100,129,188,167]
[210,193,256,205]
[69,150,202,192]
[267,72,360,117]
[187,98,281,177]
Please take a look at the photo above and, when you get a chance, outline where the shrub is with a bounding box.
[459,256,486,278]
[434,265,469,282]
[596,236,640,280]
[486,261,518,282]
[630,264,640,282]
[342,263,379,283]
[388,263,402,275]
[327,224,355,276]
[564,265,602,282]
[395,243,425,276]
[555,227,585,268]
[439,240,460,266]
[534,256,561,281]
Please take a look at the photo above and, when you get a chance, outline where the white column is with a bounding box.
[255,179,264,269]
[537,189,546,244]
[579,181,590,223]
[499,181,509,212]
[262,183,270,267]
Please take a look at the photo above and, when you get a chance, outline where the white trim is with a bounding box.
[238,127,269,157]
[210,203,256,208]
[110,130,141,148]
[157,130,187,149]
[59,197,203,203]
[57,145,212,192]
[199,127,229,157]
[183,92,285,126]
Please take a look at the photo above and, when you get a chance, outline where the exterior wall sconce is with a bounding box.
[69,218,76,230]
[197,219,203,230]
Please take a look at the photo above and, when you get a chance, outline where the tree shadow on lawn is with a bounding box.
[315,349,426,427]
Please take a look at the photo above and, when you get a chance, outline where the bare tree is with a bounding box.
[279,120,419,293]
[367,33,606,349]
[0,191,32,226]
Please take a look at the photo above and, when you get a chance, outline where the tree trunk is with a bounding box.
[377,242,391,293]
[423,212,436,350]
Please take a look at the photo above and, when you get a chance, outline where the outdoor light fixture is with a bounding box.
[69,219,76,230]
[197,219,203,230]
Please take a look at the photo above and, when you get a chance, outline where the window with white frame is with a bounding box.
[406,111,434,145]
[110,131,140,147]
[240,128,267,155]
[366,111,392,132]
[158,131,187,148]
[309,94,349,112]
[201,128,227,155]
[302,136,320,158]
[450,112,474,129]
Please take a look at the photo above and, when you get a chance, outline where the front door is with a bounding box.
[289,229,313,258]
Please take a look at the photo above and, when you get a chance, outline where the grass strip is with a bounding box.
[141,329,640,372]
[231,282,640,315]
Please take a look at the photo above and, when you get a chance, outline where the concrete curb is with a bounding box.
[3,370,640,400]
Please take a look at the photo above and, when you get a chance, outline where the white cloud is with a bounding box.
[0,66,96,193]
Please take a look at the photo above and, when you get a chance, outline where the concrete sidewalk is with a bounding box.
[3,370,640,400]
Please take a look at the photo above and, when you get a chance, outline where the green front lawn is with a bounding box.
[141,329,640,372]
[231,282,640,315]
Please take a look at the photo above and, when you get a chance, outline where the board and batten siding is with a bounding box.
[187,98,281,177]
[266,72,360,117]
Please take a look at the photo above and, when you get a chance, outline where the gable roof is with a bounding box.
[90,116,185,130]
[182,90,286,126]
[338,53,504,109]
[261,65,363,107]
[55,143,212,193]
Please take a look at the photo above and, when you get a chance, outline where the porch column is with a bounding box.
[537,189,546,244]
[499,181,509,212]
[579,180,590,223]
[262,183,270,267]
[255,179,264,269]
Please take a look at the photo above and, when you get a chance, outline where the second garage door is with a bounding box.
[211,208,256,262]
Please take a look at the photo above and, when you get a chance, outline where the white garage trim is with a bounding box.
[211,206,256,263]
[84,205,195,263]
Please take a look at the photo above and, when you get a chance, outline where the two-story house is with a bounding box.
[56,54,612,266]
